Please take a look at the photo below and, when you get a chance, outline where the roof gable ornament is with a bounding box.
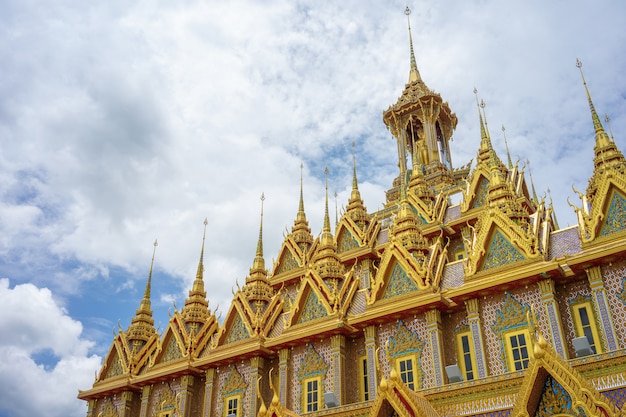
[570,59,626,243]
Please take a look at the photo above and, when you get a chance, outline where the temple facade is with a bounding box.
[78,11,626,417]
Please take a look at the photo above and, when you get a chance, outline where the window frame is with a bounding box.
[302,376,322,413]
[358,355,369,401]
[571,301,603,354]
[394,354,417,390]
[455,330,477,381]
[503,329,533,372]
[223,394,242,417]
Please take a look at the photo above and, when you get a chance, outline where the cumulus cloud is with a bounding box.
[0,278,101,417]
[0,0,625,412]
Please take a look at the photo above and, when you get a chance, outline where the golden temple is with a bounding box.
[78,8,626,417]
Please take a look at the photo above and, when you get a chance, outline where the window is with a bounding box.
[456,331,477,381]
[504,330,532,371]
[224,395,241,417]
[358,355,369,401]
[395,356,416,390]
[572,302,602,354]
[302,377,321,413]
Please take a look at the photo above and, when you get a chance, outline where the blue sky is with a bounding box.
[1,1,625,416]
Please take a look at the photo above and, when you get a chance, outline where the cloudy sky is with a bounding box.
[1,0,625,416]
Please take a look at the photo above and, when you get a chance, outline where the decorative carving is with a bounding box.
[297,290,327,324]
[491,293,532,335]
[601,192,626,236]
[224,313,250,344]
[387,321,424,358]
[275,248,298,275]
[100,399,119,417]
[535,375,578,417]
[482,230,526,271]
[382,263,420,299]
[471,176,489,209]
[337,229,360,253]
[297,345,328,380]
[162,336,182,362]
[619,277,626,306]
[105,349,124,379]
[222,367,247,396]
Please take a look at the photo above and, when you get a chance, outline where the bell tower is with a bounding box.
[383,7,458,202]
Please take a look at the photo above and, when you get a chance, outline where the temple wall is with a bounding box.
[557,278,592,358]
[602,260,626,349]
[442,309,467,368]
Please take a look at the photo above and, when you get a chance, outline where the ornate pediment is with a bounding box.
[464,208,539,277]
[461,172,490,212]
[100,343,125,380]
[297,344,328,380]
[273,239,303,276]
[369,241,438,304]
[511,334,621,417]
[491,293,532,335]
[222,366,248,396]
[387,321,424,358]
[223,310,252,344]
[336,225,361,254]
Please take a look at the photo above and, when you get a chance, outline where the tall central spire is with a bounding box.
[405,6,422,83]
[181,219,210,324]
[127,240,158,346]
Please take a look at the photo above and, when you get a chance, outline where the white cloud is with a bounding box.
[0,0,625,412]
[0,278,101,417]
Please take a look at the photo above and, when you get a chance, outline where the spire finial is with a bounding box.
[323,167,331,233]
[145,239,158,299]
[299,163,305,213]
[352,141,358,190]
[527,159,538,205]
[256,193,265,258]
[405,6,422,83]
[474,88,490,147]
[576,58,611,147]
[334,191,338,226]
[195,218,208,281]
[502,125,513,169]
[547,188,560,229]
[605,114,615,141]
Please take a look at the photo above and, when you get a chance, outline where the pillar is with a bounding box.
[202,369,216,417]
[538,279,568,358]
[466,299,488,379]
[364,325,378,400]
[330,335,346,405]
[586,266,620,351]
[249,357,265,416]
[426,309,445,387]
[179,375,194,417]
[279,348,289,407]
[139,385,152,417]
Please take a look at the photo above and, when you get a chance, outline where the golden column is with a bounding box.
[139,385,152,417]
[202,368,216,417]
[364,325,378,400]
[538,279,568,358]
[466,299,488,379]
[586,266,620,351]
[330,335,347,405]
[279,348,290,407]
[249,357,265,416]
[426,309,445,387]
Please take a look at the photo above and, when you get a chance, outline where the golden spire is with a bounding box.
[346,141,370,228]
[548,188,560,229]
[527,159,539,205]
[244,194,272,308]
[292,163,313,251]
[323,167,331,235]
[249,193,267,277]
[605,114,615,141]
[314,167,344,283]
[127,240,158,345]
[405,6,422,83]
[502,125,513,169]
[181,219,210,324]
[576,58,612,149]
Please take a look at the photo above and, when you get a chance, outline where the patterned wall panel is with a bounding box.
[442,310,467,367]
[556,279,591,359]
[602,260,626,349]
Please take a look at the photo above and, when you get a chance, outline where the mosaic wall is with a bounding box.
[442,310,468,368]
[375,316,431,388]
[556,278,592,358]
[213,362,251,417]
[189,375,204,417]
[148,378,181,417]
[479,285,545,376]
[345,335,365,403]
[602,387,626,409]
[289,340,333,412]
[602,260,626,349]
